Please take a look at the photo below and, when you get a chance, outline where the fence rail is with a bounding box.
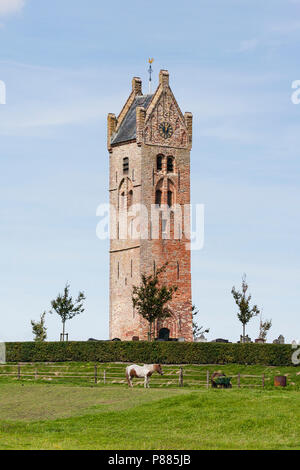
[0,363,266,389]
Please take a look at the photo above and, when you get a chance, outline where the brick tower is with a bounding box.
[108,70,193,341]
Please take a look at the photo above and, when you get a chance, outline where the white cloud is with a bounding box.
[269,21,300,34]
[0,61,125,136]
[0,0,25,17]
[239,38,259,52]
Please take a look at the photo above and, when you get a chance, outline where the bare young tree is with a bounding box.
[132,263,177,341]
[50,283,85,341]
[192,305,209,340]
[259,314,272,342]
[231,274,260,343]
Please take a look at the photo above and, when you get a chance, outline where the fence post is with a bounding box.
[94,364,98,384]
[238,373,241,388]
[262,374,265,388]
[206,370,210,389]
[103,370,106,385]
[179,367,183,387]
[35,368,38,380]
[17,364,21,380]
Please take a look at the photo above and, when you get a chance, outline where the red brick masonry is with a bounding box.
[108,70,193,341]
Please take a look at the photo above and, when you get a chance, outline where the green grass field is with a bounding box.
[1,362,300,389]
[0,363,299,450]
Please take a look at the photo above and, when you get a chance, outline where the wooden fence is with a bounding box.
[0,363,266,388]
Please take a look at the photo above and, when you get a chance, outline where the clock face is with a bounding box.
[159,122,173,139]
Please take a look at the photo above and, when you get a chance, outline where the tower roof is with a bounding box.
[111,94,153,145]
[108,70,192,151]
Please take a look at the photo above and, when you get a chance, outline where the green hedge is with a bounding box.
[5,341,296,366]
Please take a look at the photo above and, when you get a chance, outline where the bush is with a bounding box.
[5,341,296,366]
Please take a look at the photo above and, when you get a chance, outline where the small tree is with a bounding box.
[259,315,272,342]
[192,305,209,340]
[132,263,177,341]
[31,311,47,342]
[231,274,260,343]
[50,283,85,341]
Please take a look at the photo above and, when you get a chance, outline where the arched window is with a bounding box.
[167,179,175,207]
[118,177,133,211]
[155,189,162,206]
[167,156,174,173]
[167,190,173,208]
[157,155,163,171]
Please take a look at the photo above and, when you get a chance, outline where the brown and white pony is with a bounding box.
[126,364,163,388]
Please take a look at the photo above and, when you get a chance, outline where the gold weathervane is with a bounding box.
[148,58,154,93]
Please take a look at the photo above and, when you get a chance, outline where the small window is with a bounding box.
[123,157,129,174]
[167,190,173,207]
[167,157,174,173]
[177,262,180,279]
[155,190,162,206]
[157,155,163,171]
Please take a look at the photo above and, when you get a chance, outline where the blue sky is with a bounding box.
[0,0,299,343]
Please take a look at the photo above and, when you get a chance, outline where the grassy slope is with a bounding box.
[0,383,299,450]
[1,362,300,389]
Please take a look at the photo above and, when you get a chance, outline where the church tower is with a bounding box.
[108,70,193,341]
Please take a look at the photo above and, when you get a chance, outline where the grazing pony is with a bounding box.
[126,364,163,388]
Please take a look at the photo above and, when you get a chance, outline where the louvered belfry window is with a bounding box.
[123,157,129,174]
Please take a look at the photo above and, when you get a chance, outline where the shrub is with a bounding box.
[5,341,296,366]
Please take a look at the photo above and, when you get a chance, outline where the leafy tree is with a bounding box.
[50,283,85,341]
[132,263,177,341]
[259,316,272,342]
[231,274,260,343]
[192,305,209,340]
[31,311,47,342]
